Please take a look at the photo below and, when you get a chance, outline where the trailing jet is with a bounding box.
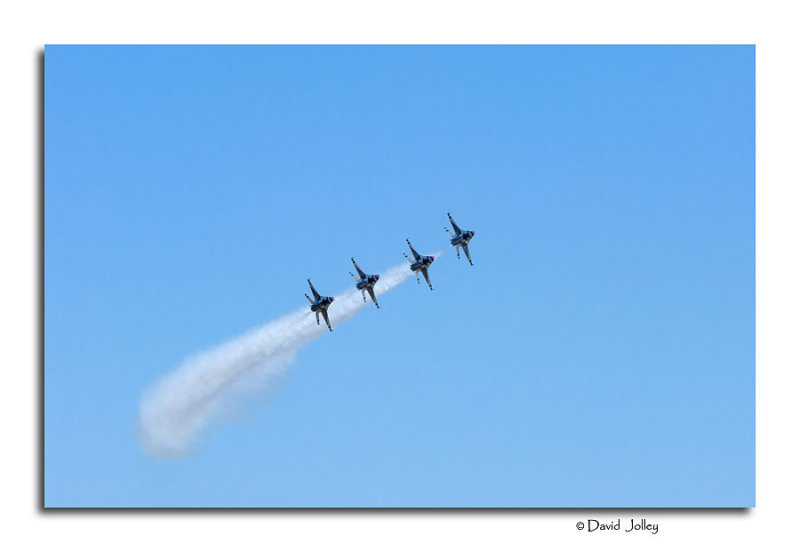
[305,279,334,331]
[404,238,435,290]
[349,257,381,309]
[444,212,476,265]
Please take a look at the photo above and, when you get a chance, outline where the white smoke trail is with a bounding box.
[138,254,443,458]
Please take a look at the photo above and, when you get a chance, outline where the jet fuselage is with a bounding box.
[410,256,434,272]
[355,274,379,290]
[310,296,334,312]
[450,230,475,248]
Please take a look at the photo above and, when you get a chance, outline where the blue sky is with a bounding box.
[44,45,754,507]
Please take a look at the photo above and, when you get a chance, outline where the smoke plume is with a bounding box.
[138,257,433,457]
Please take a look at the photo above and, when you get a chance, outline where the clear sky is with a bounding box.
[44,45,754,507]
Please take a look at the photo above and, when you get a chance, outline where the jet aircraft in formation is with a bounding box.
[349,257,381,309]
[305,279,335,331]
[444,212,476,266]
[404,238,436,290]
[306,213,475,331]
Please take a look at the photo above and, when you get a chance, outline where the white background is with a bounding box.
[2,1,798,550]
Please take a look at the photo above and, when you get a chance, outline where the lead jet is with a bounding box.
[444,212,476,265]
[404,238,435,290]
[305,279,335,331]
[349,257,381,309]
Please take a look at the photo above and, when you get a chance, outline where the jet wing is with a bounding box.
[406,239,421,260]
[367,286,380,309]
[307,279,321,301]
[321,309,333,331]
[421,267,433,290]
[462,242,473,265]
[448,212,462,235]
[351,258,367,279]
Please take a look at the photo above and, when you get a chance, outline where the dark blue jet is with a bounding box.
[349,257,381,309]
[305,279,334,331]
[404,238,435,290]
[444,212,476,265]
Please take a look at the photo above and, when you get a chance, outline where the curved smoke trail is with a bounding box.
[138,255,441,458]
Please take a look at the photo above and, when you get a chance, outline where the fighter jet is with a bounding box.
[349,257,381,309]
[404,238,435,290]
[444,212,476,265]
[305,279,335,331]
